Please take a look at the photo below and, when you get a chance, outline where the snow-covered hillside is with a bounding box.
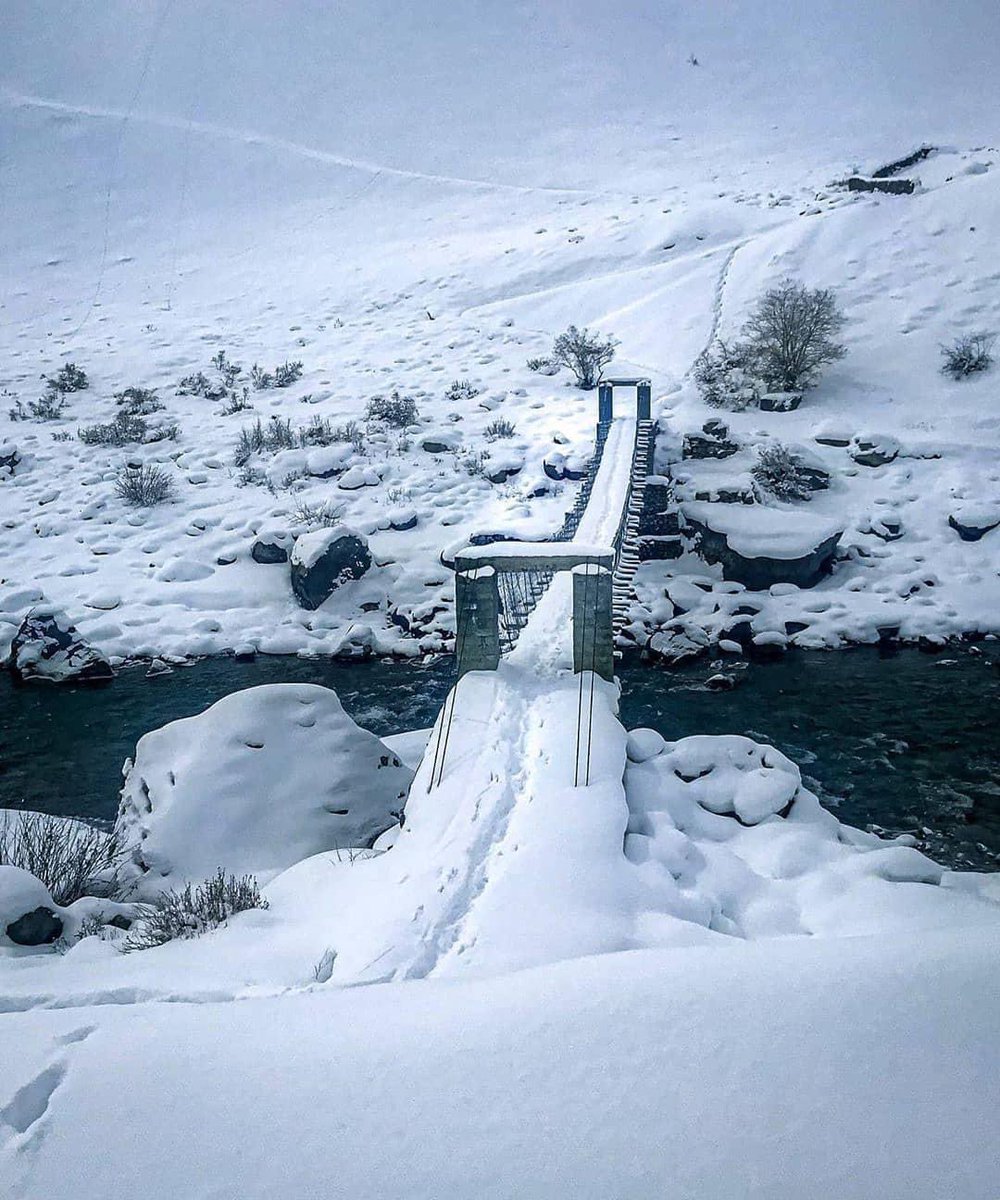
[2,1,999,660]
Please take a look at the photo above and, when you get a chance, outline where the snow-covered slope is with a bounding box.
[2,2,999,658]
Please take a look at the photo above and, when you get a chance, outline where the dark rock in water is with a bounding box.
[948,506,1000,542]
[10,608,114,684]
[6,906,63,946]
[847,176,916,195]
[251,529,292,564]
[683,420,740,460]
[785,621,810,636]
[646,623,710,667]
[289,526,371,610]
[334,624,376,661]
[705,672,741,691]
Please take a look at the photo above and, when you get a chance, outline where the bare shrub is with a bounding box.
[273,360,303,388]
[221,388,252,415]
[46,362,89,393]
[551,325,618,389]
[742,280,846,391]
[123,869,268,951]
[0,810,125,905]
[115,462,175,505]
[233,416,295,464]
[693,340,763,411]
[211,349,244,387]
[293,499,345,528]
[445,379,481,402]
[751,442,815,501]
[526,355,559,375]
[940,332,995,379]
[484,418,516,440]
[365,390,418,427]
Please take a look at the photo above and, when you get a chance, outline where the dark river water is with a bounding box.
[1,647,997,870]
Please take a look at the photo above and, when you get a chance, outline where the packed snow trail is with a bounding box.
[327,412,643,981]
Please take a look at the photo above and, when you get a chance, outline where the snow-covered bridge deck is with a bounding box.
[331,407,654,982]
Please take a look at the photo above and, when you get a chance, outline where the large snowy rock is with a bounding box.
[948,500,1000,542]
[115,683,413,893]
[681,502,842,590]
[9,607,114,684]
[0,865,64,947]
[289,525,371,609]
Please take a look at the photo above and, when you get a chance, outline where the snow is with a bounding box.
[2,3,1000,1193]
[115,683,412,895]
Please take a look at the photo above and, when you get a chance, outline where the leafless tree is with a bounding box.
[551,325,618,390]
[743,280,846,391]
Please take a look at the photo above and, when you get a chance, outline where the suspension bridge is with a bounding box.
[331,379,659,982]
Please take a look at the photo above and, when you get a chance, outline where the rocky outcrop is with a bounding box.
[682,419,740,460]
[681,502,843,590]
[10,607,113,684]
[289,526,371,610]
[847,177,916,195]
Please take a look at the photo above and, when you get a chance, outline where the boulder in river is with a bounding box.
[10,607,113,684]
[289,526,371,610]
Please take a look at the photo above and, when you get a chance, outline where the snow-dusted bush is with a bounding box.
[484,417,517,440]
[298,416,364,449]
[250,360,303,390]
[123,869,268,951]
[115,463,175,505]
[693,339,762,410]
[233,416,296,464]
[115,683,413,894]
[220,388,252,415]
[46,362,89,393]
[0,810,124,906]
[526,355,559,375]
[9,393,67,421]
[445,378,481,402]
[365,390,418,427]
[940,331,995,379]
[551,325,618,389]
[293,498,345,528]
[743,280,846,391]
[211,349,243,387]
[114,386,164,415]
[751,442,815,501]
[79,412,150,446]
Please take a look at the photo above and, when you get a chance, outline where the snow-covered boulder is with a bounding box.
[421,431,461,454]
[682,419,740,460]
[849,433,900,468]
[948,500,1000,542]
[251,527,292,564]
[655,735,801,825]
[0,865,64,947]
[289,525,371,609]
[10,606,114,684]
[681,502,843,590]
[646,622,710,667]
[484,446,524,484]
[305,445,353,479]
[0,439,21,479]
[115,683,413,894]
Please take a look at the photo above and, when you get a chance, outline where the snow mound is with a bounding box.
[0,865,63,948]
[116,683,413,894]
